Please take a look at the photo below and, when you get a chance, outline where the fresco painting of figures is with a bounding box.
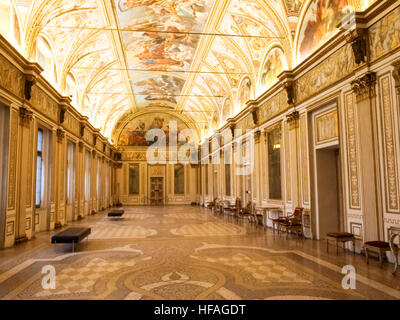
[131,75,185,107]
[285,0,304,14]
[298,0,353,61]
[118,113,191,146]
[114,0,214,107]
[260,47,287,90]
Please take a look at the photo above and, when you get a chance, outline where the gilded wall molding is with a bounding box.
[299,114,309,204]
[315,110,339,144]
[344,91,361,209]
[284,122,291,202]
[7,109,18,209]
[379,74,399,212]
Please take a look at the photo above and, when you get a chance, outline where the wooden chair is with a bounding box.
[224,197,240,217]
[239,201,254,221]
[206,198,217,209]
[277,207,304,236]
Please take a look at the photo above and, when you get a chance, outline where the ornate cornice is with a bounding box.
[345,28,368,65]
[250,106,259,125]
[80,122,85,137]
[351,72,377,102]
[278,71,295,106]
[24,77,35,101]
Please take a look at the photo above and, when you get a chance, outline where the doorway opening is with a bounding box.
[0,103,10,248]
[150,177,164,205]
[84,149,91,216]
[35,126,52,231]
[66,141,76,222]
[315,146,344,239]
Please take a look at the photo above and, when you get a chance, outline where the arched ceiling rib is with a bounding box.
[3,0,376,142]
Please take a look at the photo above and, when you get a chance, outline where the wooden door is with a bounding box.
[150,177,164,205]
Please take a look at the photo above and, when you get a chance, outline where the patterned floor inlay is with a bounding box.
[90,225,158,239]
[170,222,246,237]
[0,206,399,300]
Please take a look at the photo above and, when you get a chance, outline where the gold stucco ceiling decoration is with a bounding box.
[0,0,375,142]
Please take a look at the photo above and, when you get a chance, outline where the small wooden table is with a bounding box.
[254,207,281,229]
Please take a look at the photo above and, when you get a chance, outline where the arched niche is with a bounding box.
[258,46,288,93]
[296,0,354,63]
[115,110,199,147]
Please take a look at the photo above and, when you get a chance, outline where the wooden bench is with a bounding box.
[108,209,125,218]
[51,227,91,252]
[363,241,391,268]
[326,232,355,255]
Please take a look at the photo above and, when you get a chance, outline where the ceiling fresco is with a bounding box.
[0,0,375,143]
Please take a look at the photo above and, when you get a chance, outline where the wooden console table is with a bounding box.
[254,206,282,228]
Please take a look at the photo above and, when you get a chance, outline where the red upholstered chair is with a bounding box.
[224,197,241,217]
[278,207,304,237]
[206,198,217,209]
[239,201,254,221]
[273,207,303,235]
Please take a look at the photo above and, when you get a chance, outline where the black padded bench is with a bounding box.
[51,227,91,252]
[108,209,125,218]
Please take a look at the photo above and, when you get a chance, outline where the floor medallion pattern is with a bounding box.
[0,206,399,300]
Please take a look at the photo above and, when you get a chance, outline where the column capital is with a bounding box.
[19,106,33,126]
[56,128,65,142]
[392,60,400,95]
[254,130,261,144]
[286,110,299,129]
[351,72,377,102]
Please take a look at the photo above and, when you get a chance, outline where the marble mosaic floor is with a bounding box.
[0,206,399,300]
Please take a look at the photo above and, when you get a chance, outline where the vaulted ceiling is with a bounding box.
[0,0,376,143]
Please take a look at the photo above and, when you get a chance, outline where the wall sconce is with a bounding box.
[273,143,281,150]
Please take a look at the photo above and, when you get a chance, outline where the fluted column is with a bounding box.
[351,72,383,241]
[392,60,400,108]
[54,128,66,228]
[15,107,34,243]
[286,111,300,209]
[253,130,261,205]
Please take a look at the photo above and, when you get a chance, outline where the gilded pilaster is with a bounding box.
[15,106,34,243]
[351,72,383,241]
[285,110,300,208]
[54,128,66,228]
